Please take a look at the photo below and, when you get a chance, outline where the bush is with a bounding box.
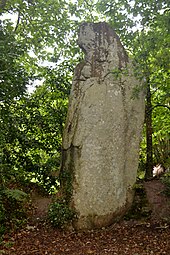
[0,188,28,236]
[48,200,75,228]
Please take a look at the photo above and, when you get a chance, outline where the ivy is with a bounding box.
[48,200,75,228]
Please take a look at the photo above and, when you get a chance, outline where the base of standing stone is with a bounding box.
[72,196,134,230]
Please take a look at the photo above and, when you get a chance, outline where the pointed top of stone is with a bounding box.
[78,22,128,68]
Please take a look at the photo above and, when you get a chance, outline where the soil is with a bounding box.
[1,179,170,255]
[30,193,52,224]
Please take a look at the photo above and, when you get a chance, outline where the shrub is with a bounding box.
[48,200,75,228]
[0,188,28,236]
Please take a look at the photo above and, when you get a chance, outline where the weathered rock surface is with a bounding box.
[60,22,145,230]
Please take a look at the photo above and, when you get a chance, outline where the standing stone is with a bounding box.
[60,22,145,230]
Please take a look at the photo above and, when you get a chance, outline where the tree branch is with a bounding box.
[14,9,21,33]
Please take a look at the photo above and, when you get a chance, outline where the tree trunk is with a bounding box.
[145,80,153,179]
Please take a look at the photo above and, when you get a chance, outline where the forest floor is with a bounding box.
[1,179,170,255]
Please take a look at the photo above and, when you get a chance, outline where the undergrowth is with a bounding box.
[48,199,75,228]
[0,188,28,240]
[124,182,152,220]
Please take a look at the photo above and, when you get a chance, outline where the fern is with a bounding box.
[3,189,27,202]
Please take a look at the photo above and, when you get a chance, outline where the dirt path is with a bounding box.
[1,180,170,255]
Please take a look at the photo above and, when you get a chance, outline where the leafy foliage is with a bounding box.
[48,200,75,228]
[1,62,72,193]
[0,25,29,147]
[0,188,28,236]
[0,13,28,189]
